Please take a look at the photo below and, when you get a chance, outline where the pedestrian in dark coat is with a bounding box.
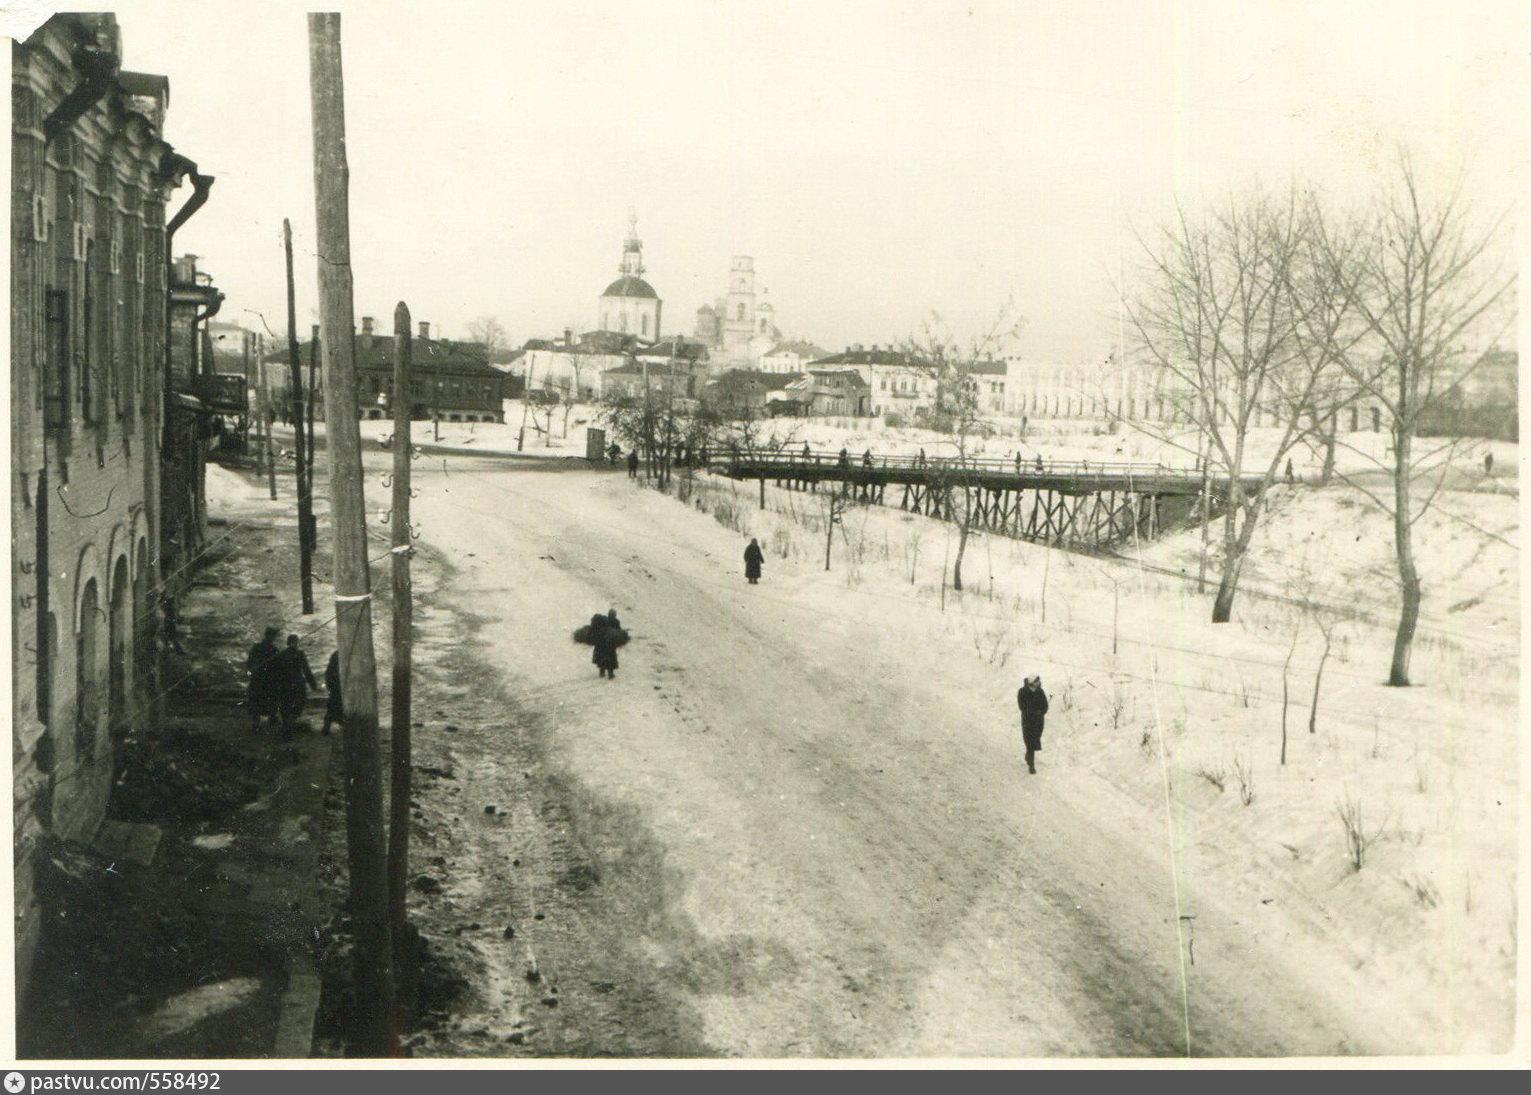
[322,650,343,735]
[591,612,625,679]
[246,626,283,731]
[274,634,320,737]
[1017,675,1049,775]
[627,449,640,478]
[744,538,764,584]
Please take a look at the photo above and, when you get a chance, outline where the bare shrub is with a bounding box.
[1231,752,1254,805]
[1335,795,1371,871]
[1196,762,1228,793]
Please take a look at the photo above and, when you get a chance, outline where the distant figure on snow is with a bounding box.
[608,442,621,464]
[246,626,283,732]
[322,650,343,736]
[627,449,640,478]
[744,538,765,584]
[1485,451,1495,477]
[274,633,320,737]
[1017,675,1050,775]
[1286,458,1296,485]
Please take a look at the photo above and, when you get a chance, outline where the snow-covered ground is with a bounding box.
[387,441,1514,1056]
[249,409,1517,1056]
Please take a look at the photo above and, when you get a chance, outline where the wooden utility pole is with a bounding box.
[307,325,321,489]
[309,11,396,1056]
[264,400,278,500]
[387,302,414,954]
[285,218,315,613]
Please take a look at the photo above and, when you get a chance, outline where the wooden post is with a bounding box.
[264,404,278,500]
[285,219,315,614]
[387,302,414,955]
[307,324,320,478]
[309,11,396,1056]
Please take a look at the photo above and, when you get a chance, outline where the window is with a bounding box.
[737,304,746,321]
[641,314,648,336]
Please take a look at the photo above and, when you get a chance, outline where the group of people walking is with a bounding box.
[246,627,344,739]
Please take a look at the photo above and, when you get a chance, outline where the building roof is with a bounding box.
[264,334,498,376]
[763,340,830,360]
[968,360,1008,376]
[708,369,796,391]
[804,368,870,388]
[601,275,659,300]
[809,349,930,368]
[636,338,709,362]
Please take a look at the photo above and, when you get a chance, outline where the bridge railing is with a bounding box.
[717,447,1196,481]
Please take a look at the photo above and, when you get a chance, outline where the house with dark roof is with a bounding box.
[599,360,696,402]
[809,346,936,417]
[784,368,871,417]
[701,369,796,417]
[262,316,506,422]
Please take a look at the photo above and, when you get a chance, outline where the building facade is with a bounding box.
[809,347,938,418]
[11,14,211,993]
[263,317,507,422]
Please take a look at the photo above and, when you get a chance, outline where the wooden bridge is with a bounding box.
[713,448,1265,548]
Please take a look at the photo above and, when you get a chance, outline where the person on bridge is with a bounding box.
[1034,455,1044,473]
[1015,452,1023,473]
[744,537,765,584]
[803,443,812,462]
[838,447,850,469]
[627,449,640,478]
[862,449,873,469]
[917,449,926,467]
[1017,675,1049,775]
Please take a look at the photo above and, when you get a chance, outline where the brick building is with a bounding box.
[11,14,213,993]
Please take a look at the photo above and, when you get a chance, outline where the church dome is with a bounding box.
[602,275,658,300]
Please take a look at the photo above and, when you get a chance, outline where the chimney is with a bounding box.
[361,316,374,335]
[418,321,430,340]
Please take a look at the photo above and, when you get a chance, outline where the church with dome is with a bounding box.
[596,215,663,341]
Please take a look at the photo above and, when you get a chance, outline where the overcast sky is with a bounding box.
[98,0,1529,361]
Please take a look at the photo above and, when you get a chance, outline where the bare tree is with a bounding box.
[901,304,1023,593]
[465,315,510,359]
[1125,187,1346,623]
[1312,158,1515,685]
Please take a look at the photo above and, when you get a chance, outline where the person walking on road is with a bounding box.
[627,448,640,478]
[744,537,765,584]
[1017,675,1049,775]
[246,626,283,732]
[591,611,627,680]
[274,634,320,738]
[322,650,344,736]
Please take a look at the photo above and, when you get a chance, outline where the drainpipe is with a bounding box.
[157,154,213,595]
[44,46,118,146]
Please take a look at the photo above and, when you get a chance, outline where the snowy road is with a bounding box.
[403,457,1386,1058]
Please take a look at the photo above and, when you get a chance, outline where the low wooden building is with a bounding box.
[263,316,506,422]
